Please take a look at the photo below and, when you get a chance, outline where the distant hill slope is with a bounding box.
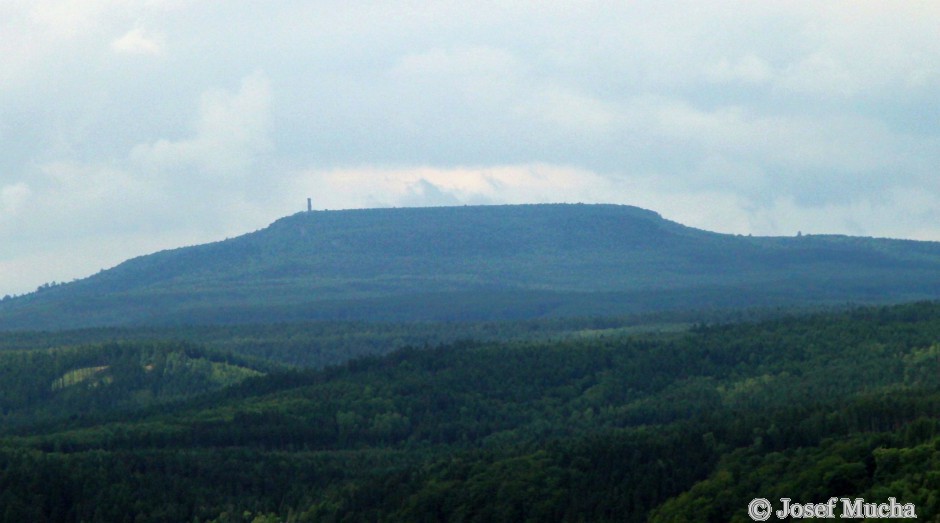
[0,341,274,431]
[3,203,940,329]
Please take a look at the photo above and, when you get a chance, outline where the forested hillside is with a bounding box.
[2,302,940,521]
[4,204,940,329]
[0,342,274,431]
[0,309,741,368]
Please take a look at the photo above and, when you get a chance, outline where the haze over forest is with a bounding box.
[3,2,940,296]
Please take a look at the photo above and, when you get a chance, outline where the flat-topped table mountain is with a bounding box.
[3,204,940,329]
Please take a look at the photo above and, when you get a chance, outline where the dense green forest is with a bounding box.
[5,204,940,329]
[2,302,940,521]
[0,307,792,368]
[0,342,274,431]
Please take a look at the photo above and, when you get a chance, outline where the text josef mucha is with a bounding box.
[748,497,917,520]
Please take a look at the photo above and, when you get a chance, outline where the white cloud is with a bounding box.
[0,69,277,294]
[391,46,520,89]
[519,87,617,134]
[26,0,116,40]
[131,71,272,178]
[0,183,31,219]
[111,27,165,56]
[12,161,161,243]
[705,54,773,85]
[774,3,940,98]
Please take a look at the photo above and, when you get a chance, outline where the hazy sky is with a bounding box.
[2,1,939,295]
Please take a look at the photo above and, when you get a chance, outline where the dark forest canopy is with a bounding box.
[2,301,940,521]
[4,204,940,330]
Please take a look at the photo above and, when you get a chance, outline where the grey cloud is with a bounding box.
[399,179,464,207]
[2,1,940,294]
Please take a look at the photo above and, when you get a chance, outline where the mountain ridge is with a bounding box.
[4,203,940,330]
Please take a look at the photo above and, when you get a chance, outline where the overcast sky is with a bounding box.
[2,1,939,296]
